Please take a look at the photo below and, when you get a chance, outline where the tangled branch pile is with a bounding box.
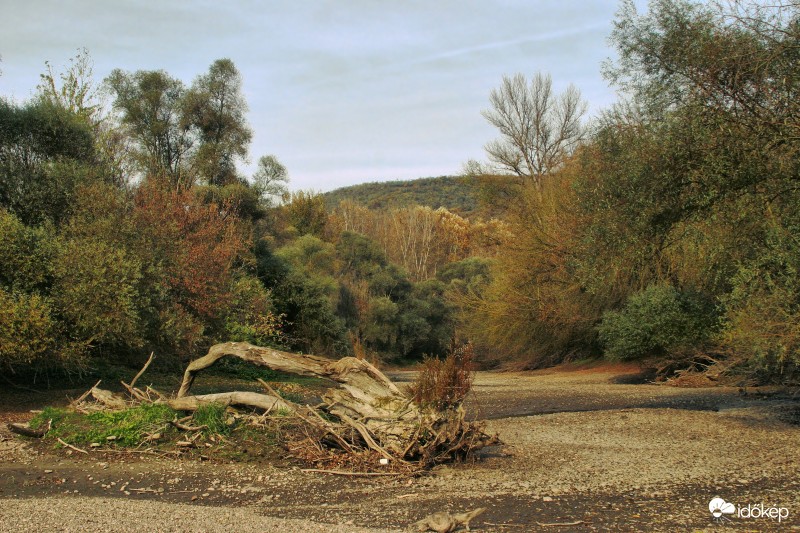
[173,342,497,466]
[11,343,497,468]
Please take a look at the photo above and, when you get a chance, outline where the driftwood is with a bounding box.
[7,419,51,438]
[29,342,495,466]
[413,508,486,532]
[176,342,496,463]
[168,391,291,413]
[89,386,128,409]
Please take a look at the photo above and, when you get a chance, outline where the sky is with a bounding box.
[0,1,644,192]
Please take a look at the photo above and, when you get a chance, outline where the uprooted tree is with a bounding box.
[9,342,497,467]
[171,342,496,465]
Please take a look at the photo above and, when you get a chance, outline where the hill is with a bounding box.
[323,176,482,218]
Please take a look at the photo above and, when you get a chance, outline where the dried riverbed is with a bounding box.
[1,365,798,532]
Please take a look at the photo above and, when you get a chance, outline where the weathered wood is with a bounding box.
[177,342,333,398]
[168,391,292,413]
[7,421,50,438]
[90,387,128,409]
[175,341,496,462]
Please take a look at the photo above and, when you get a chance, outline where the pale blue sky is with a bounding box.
[0,1,643,191]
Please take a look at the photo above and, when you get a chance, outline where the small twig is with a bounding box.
[57,437,88,454]
[145,386,167,401]
[301,407,354,452]
[97,448,176,457]
[339,412,397,462]
[536,520,586,527]
[256,377,281,397]
[120,381,149,402]
[169,418,208,432]
[300,469,404,477]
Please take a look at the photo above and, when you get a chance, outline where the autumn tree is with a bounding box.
[284,190,328,237]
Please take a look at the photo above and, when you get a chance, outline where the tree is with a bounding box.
[36,48,101,123]
[482,72,586,191]
[253,154,289,207]
[106,69,194,187]
[184,59,252,186]
[0,99,95,225]
[284,190,327,237]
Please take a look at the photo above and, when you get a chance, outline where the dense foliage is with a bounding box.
[3,0,799,383]
[323,176,482,218]
[465,0,800,380]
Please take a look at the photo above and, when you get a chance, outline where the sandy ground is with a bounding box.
[1,366,798,532]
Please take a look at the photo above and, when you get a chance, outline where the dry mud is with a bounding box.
[1,366,798,532]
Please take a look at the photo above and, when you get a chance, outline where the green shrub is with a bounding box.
[720,225,800,374]
[223,276,283,347]
[52,237,144,347]
[598,283,717,360]
[0,210,57,292]
[0,288,57,367]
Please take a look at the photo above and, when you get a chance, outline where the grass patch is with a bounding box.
[191,402,230,436]
[32,403,178,447]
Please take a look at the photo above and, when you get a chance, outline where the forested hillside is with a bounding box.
[2,0,799,384]
[323,176,482,218]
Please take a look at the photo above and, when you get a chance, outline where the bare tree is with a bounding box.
[482,72,587,191]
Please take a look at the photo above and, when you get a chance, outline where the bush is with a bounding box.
[192,402,230,436]
[0,210,57,293]
[223,276,283,347]
[720,225,800,374]
[409,341,474,410]
[33,403,177,447]
[52,237,144,347]
[598,283,717,361]
[0,288,57,367]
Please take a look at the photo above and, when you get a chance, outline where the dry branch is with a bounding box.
[129,352,154,389]
[57,437,88,454]
[300,469,404,477]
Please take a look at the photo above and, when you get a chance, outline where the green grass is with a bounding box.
[31,403,178,447]
[191,402,230,435]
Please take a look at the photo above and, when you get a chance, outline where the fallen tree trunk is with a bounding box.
[176,342,495,463]
[168,391,291,412]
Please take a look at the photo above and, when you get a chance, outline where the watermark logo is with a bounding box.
[709,497,790,523]
[709,498,736,522]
